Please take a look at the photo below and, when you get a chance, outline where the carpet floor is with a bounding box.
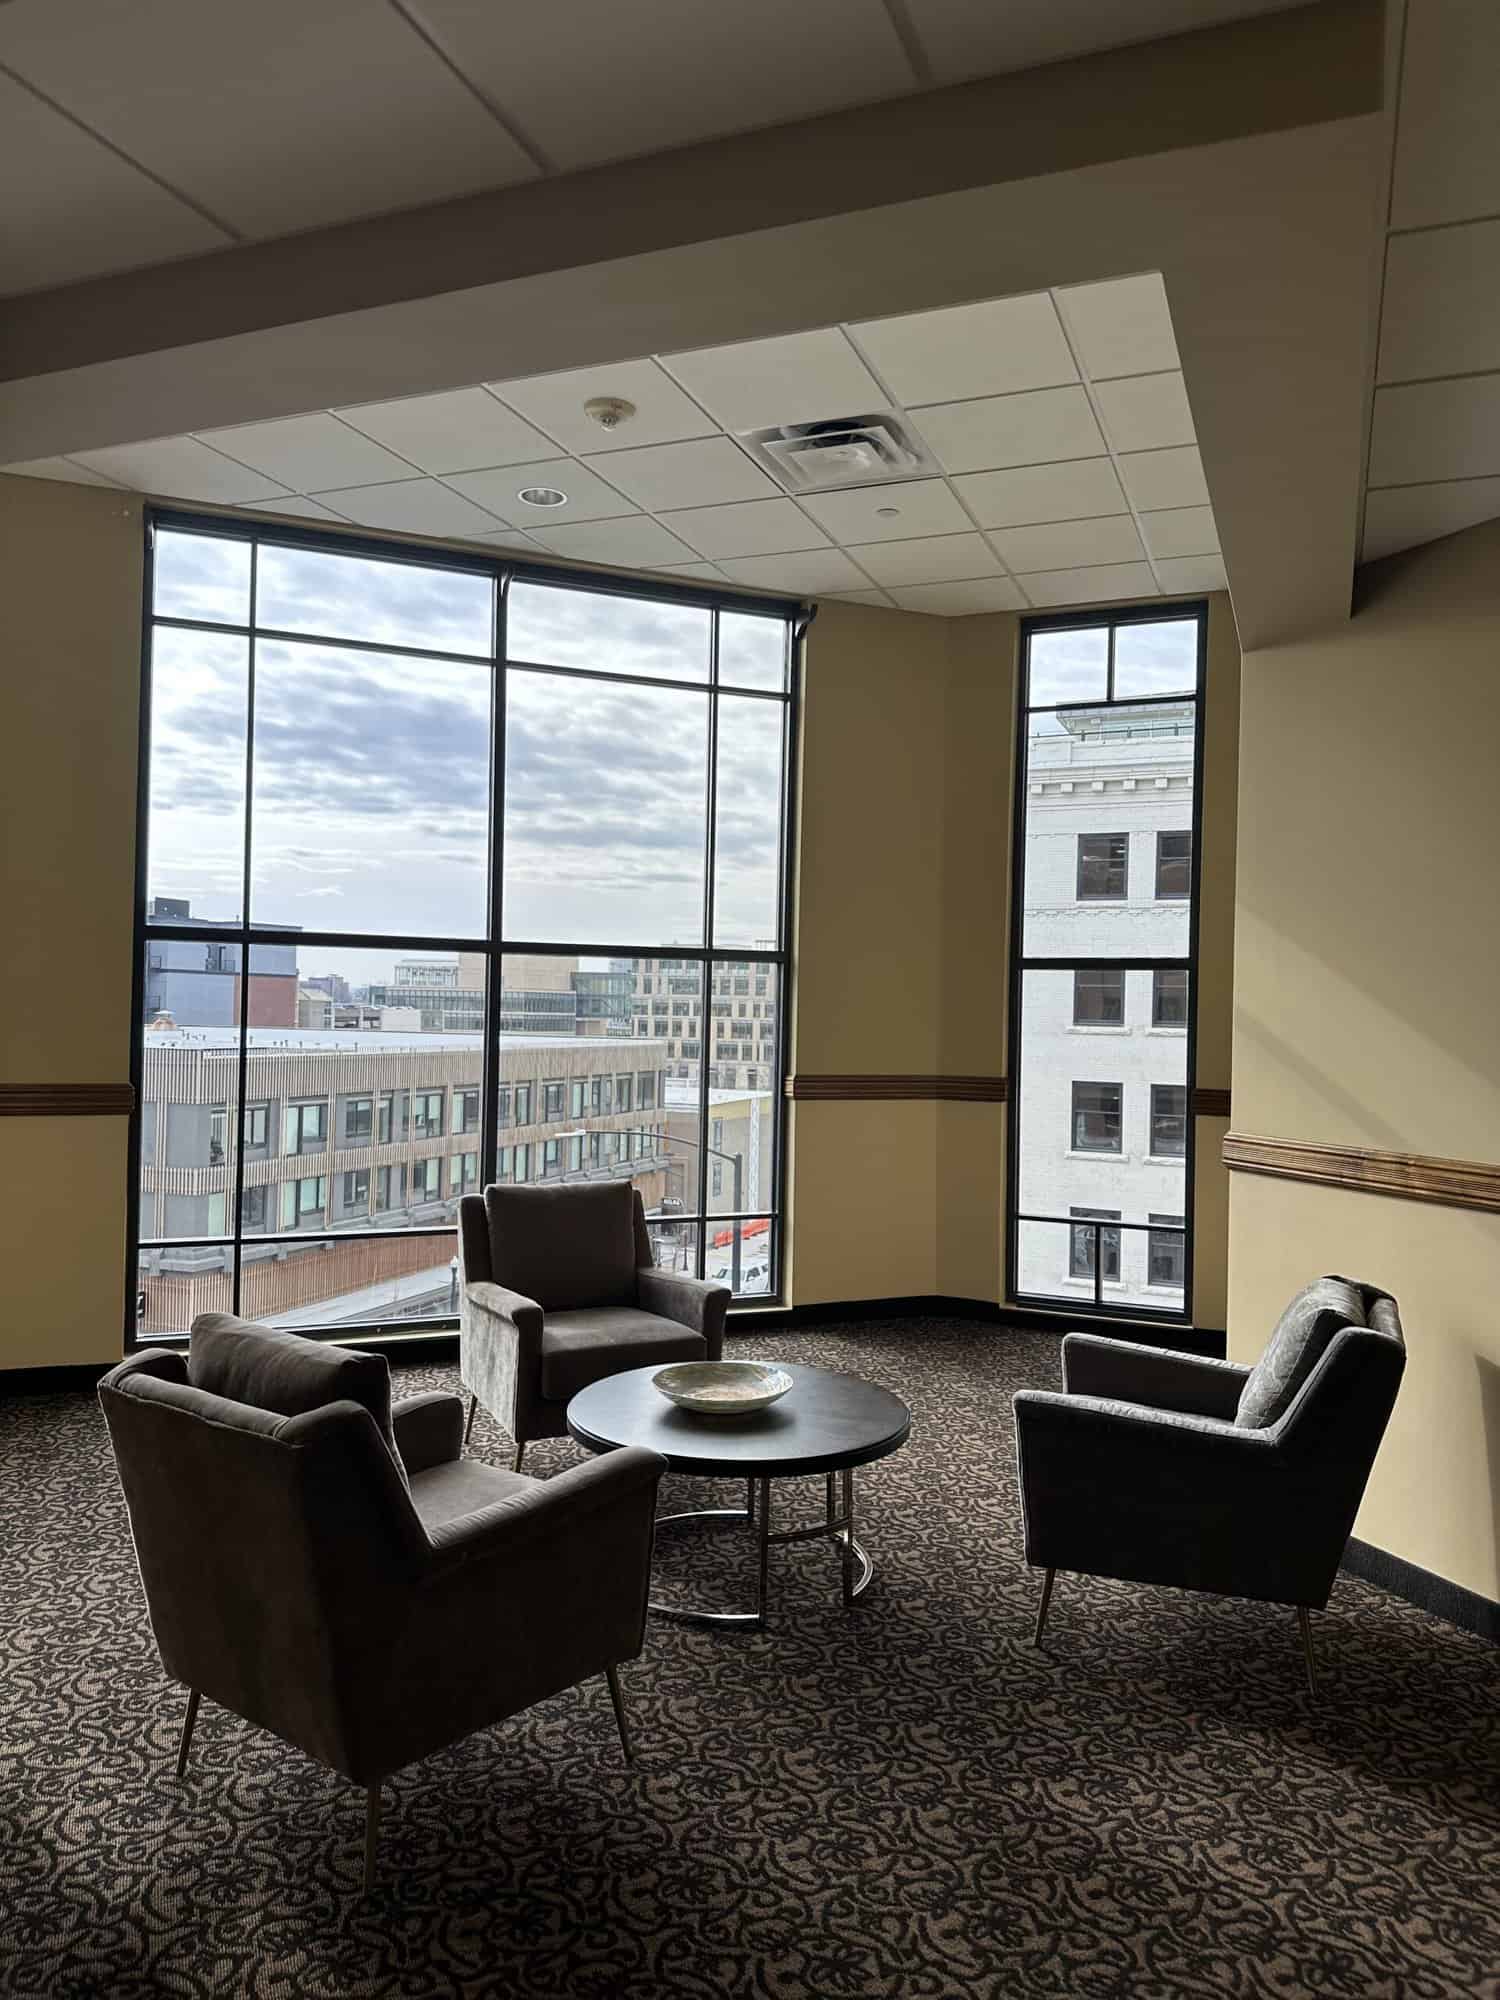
[2,1319,1497,1999]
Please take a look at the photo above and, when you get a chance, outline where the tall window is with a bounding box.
[1010,605,1203,1317]
[132,521,795,1341]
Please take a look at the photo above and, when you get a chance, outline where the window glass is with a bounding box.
[718,612,786,691]
[257,544,492,656]
[1077,834,1128,901]
[714,696,784,949]
[1155,830,1193,900]
[1028,625,1108,707]
[1073,968,1125,1025]
[507,580,709,683]
[153,530,251,626]
[145,628,248,925]
[1113,618,1198,700]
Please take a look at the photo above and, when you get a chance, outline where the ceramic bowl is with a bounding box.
[652,1360,794,1416]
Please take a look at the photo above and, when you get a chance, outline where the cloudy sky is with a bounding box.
[146,531,786,982]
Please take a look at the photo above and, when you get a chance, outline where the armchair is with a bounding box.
[98,1313,665,1891]
[1013,1277,1404,1693]
[458,1182,731,1467]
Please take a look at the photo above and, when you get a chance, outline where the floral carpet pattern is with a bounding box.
[1,1319,1497,1999]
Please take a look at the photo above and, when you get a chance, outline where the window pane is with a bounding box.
[146,627,248,925]
[1152,967,1189,1027]
[135,1249,232,1341]
[706,1218,774,1296]
[1076,833,1128,900]
[706,961,779,1218]
[249,639,490,936]
[138,940,241,1240]
[1155,829,1193,900]
[1068,1207,1121,1282]
[714,696,783,949]
[1113,618,1198,699]
[256,543,492,657]
[1027,626,1107,707]
[1015,1217,1075,1305]
[1150,1084,1188,1157]
[503,670,707,946]
[1147,1212,1187,1304]
[1073,968,1124,1025]
[507,580,710,683]
[646,1218,698,1276]
[153,530,251,626]
[719,612,786,691]
[245,1236,460,1329]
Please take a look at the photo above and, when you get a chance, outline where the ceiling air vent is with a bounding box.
[740,413,936,493]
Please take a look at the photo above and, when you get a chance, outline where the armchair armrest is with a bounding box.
[466,1280,543,1339]
[1061,1335,1250,1420]
[392,1391,464,1475]
[423,1444,665,1569]
[637,1267,731,1359]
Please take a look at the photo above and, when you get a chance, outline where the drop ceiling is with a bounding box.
[3,278,1227,617]
[1361,0,1500,563]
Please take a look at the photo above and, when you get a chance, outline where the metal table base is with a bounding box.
[649,1470,873,1630]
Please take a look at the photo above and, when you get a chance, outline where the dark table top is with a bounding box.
[566,1362,912,1478]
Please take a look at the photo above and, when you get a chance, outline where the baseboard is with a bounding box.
[731,1294,1227,1357]
[0,1362,114,1397]
[1341,1537,1499,1644]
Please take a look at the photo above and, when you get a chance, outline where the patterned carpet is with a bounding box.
[2,1319,1498,2000]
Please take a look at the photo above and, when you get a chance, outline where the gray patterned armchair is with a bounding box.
[1013,1277,1405,1693]
[458,1182,731,1468]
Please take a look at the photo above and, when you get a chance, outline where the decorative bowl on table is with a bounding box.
[652,1360,794,1416]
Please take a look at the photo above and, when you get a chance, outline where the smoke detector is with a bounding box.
[739,412,936,493]
[584,395,637,432]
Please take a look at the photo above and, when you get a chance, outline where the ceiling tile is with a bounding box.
[717,550,870,595]
[1389,0,1500,230]
[334,388,554,476]
[313,478,503,539]
[660,329,884,432]
[1368,377,1500,488]
[1139,505,1219,559]
[1362,478,1500,563]
[70,436,288,505]
[954,458,1126,529]
[531,516,698,569]
[198,413,412,491]
[589,438,775,511]
[1118,445,1209,512]
[445,458,635,526]
[798,478,970,544]
[659,498,828,560]
[653,562,726,580]
[242,495,346,522]
[909,386,1105,475]
[902,0,1299,87]
[412,0,912,172]
[851,293,1077,404]
[989,515,1144,572]
[825,589,895,608]
[490,358,716,455]
[0,69,228,295]
[471,527,544,552]
[1,456,122,488]
[1092,371,1195,453]
[847,533,1001,587]
[888,577,1027,616]
[1018,561,1159,608]
[1154,553,1228,595]
[1377,219,1500,385]
[1055,273,1180,379]
[0,0,535,241]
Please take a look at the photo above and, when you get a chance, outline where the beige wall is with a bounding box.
[1229,518,1500,1602]
[1,476,144,1366]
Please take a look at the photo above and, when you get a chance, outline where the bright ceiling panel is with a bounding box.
[852,293,1077,404]
[661,330,885,433]
[911,387,1105,476]
[491,359,717,456]
[334,389,555,476]
[1055,273,1180,381]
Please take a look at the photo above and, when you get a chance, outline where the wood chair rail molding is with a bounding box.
[0,1085,135,1116]
[1223,1132,1500,1217]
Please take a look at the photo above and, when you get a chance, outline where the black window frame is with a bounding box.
[127,509,802,1347]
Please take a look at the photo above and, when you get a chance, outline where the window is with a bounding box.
[412,1091,444,1139]
[1152,968,1188,1027]
[284,1101,326,1155]
[412,1157,442,1201]
[1148,1214,1186,1288]
[343,1096,373,1142]
[1069,1208,1121,1281]
[281,1175,328,1230]
[514,1144,531,1183]
[569,1080,585,1119]
[341,1168,370,1212]
[1071,1082,1122,1154]
[1077,833,1128,901]
[1073,968,1125,1025]
[567,1135,584,1173]
[497,1086,511,1129]
[497,1146,513,1182]
[374,1165,405,1213]
[378,1092,405,1145]
[240,1184,269,1232]
[244,1104,270,1151]
[514,1084,533,1127]
[543,1081,565,1121]
[616,1075,632,1113]
[450,1152,478,1192]
[453,1088,481,1135]
[1150,1085,1188,1157]
[1156,830,1192,900]
[542,1138,560,1177]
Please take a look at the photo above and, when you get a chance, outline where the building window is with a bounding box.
[1071,1082,1122,1154]
[450,1152,478,1192]
[244,1103,270,1151]
[569,1079,585,1118]
[514,1084,532,1127]
[453,1088,481,1135]
[1069,1208,1121,1281]
[616,1075,633,1112]
[342,1168,370,1212]
[1076,833,1128,901]
[1152,968,1188,1027]
[497,1086,511,1129]
[281,1175,328,1230]
[514,1144,531,1182]
[343,1096,373,1142]
[1073,968,1125,1025]
[543,1081,565,1121]
[240,1183,269,1232]
[567,1134,584,1173]
[412,1091,444,1139]
[1156,830,1193,900]
[1150,1085,1188,1157]
[542,1138,560,1177]
[1148,1214,1186,1288]
[374,1164,406,1213]
[412,1157,442,1201]
[284,1101,326,1155]
[377,1092,406,1144]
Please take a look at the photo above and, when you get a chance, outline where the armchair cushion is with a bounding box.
[484,1182,638,1313]
[407,1456,535,1534]
[540,1307,704,1403]
[1235,1275,1366,1429]
[187,1312,404,1479]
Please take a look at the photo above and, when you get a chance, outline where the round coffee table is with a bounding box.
[567,1362,911,1630]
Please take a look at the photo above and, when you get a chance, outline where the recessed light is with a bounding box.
[518,485,568,508]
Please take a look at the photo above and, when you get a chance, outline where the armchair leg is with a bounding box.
[463,1395,479,1446]
[175,1687,200,1779]
[1297,1607,1318,1700]
[1033,1568,1056,1649]
[363,1785,381,1894]
[513,1440,526,1475]
[605,1665,634,1763]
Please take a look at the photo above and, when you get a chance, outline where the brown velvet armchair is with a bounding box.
[98,1313,665,1891]
[458,1182,731,1467]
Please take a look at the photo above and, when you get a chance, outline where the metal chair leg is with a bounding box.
[175,1687,200,1779]
[363,1785,381,1894]
[605,1665,634,1762]
[1033,1568,1056,1648]
[1297,1606,1317,1700]
[463,1395,478,1446]
[513,1439,526,1474]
